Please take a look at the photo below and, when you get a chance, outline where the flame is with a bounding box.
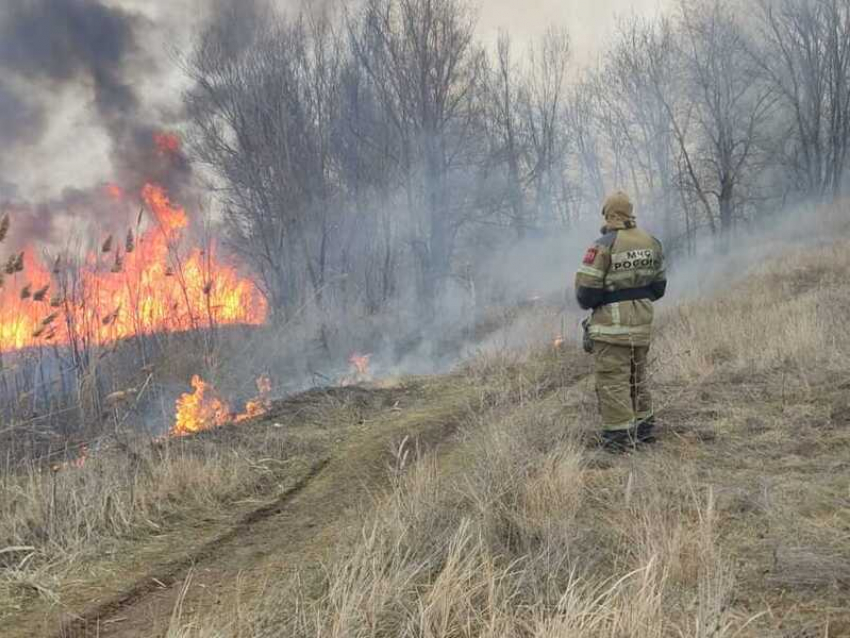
[342,353,372,386]
[51,445,88,472]
[154,131,182,156]
[235,374,273,423]
[104,184,124,200]
[0,250,53,350]
[142,183,188,236]
[172,374,273,436]
[553,336,565,350]
[348,353,372,376]
[172,375,231,437]
[0,181,267,353]
[350,353,372,376]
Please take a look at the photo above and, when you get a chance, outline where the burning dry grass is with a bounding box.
[0,182,266,354]
[0,166,272,465]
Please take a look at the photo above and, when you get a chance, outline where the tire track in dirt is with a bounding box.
[54,458,331,638]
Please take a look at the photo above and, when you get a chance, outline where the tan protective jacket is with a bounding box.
[574,193,667,347]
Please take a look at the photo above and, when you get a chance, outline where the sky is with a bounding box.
[475,0,670,62]
[0,0,671,203]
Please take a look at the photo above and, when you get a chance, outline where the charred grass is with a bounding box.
[170,237,850,637]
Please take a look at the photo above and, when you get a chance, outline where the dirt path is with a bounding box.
[55,379,483,638]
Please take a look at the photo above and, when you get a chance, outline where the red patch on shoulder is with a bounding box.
[582,247,599,265]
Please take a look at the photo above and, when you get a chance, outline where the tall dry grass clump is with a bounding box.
[654,239,850,386]
[0,426,311,611]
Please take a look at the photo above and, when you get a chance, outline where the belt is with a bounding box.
[601,286,656,305]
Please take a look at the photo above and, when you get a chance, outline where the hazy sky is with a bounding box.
[476,0,670,62]
[2,0,671,201]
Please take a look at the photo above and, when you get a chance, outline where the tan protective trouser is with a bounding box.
[594,342,652,432]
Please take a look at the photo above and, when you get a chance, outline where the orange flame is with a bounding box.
[104,184,124,200]
[342,353,372,386]
[0,182,267,353]
[142,183,188,236]
[235,374,273,423]
[172,375,231,437]
[154,131,182,156]
[51,445,88,472]
[350,353,371,376]
[172,374,274,436]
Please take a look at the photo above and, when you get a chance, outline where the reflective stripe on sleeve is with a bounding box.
[605,268,657,283]
[577,265,606,279]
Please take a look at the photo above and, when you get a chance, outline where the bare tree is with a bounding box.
[563,80,607,215]
[665,0,776,250]
[334,55,402,313]
[485,31,529,238]
[185,9,346,318]
[483,28,571,235]
[523,28,572,227]
[179,0,818,332]
[755,0,850,201]
[598,17,679,241]
[348,0,485,315]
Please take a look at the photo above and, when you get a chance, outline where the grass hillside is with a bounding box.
[177,231,850,637]
[2,213,850,638]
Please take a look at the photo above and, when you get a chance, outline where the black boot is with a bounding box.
[636,417,657,444]
[600,429,637,453]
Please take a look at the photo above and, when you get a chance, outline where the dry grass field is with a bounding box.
[169,228,850,637]
[2,210,850,637]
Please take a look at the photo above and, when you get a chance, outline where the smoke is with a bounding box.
[0,187,140,252]
[0,0,191,245]
[0,79,44,147]
[0,0,140,111]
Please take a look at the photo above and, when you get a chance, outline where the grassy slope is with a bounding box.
[173,235,850,637]
[0,385,403,633]
[2,365,562,636]
[3,221,850,638]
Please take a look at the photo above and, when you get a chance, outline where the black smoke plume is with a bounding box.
[0,0,191,244]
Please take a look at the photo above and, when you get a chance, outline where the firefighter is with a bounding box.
[574,192,667,452]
